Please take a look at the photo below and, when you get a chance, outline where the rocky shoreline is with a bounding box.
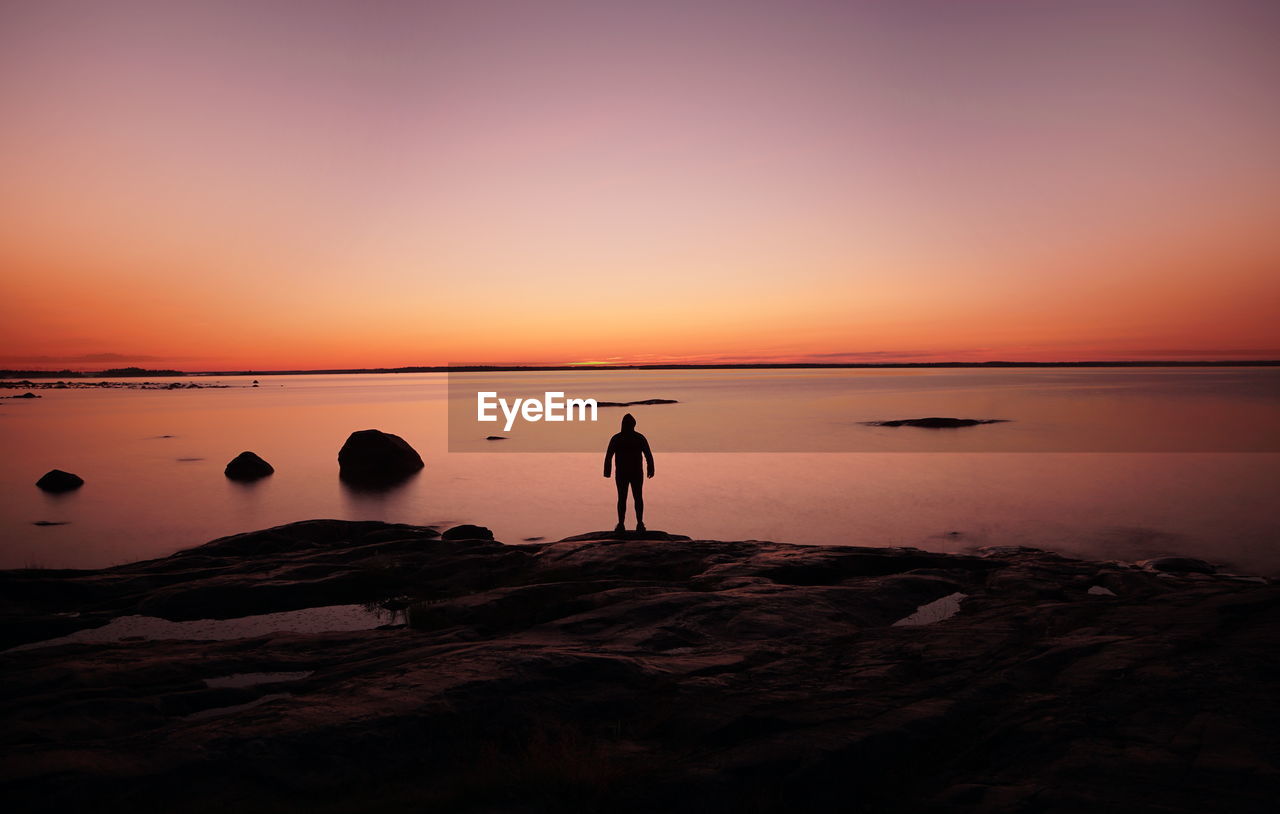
[2,521,1278,813]
[0,379,231,391]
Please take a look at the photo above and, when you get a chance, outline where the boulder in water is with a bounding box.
[441,524,494,541]
[338,430,424,483]
[224,451,275,481]
[36,470,84,492]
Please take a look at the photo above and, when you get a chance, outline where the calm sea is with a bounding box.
[2,369,1277,573]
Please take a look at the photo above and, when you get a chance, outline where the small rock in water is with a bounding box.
[1087,585,1117,596]
[224,451,275,481]
[442,524,494,541]
[35,469,84,492]
[485,435,507,440]
[868,417,1008,428]
[595,398,679,407]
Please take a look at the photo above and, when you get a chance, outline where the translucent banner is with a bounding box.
[447,366,1280,453]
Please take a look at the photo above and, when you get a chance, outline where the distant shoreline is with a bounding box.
[3,359,1279,379]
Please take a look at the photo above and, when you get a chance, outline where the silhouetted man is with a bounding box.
[603,413,654,532]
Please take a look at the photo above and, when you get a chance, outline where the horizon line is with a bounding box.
[4,359,1280,378]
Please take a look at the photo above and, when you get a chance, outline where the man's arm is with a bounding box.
[643,435,655,478]
[603,436,615,477]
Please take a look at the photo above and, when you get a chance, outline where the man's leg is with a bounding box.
[631,476,644,528]
[615,475,628,530]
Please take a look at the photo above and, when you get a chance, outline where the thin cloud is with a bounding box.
[0,353,167,364]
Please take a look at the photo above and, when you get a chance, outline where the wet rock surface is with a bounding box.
[559,529,692,542]
[1140,556,1216,574]
[1,521,1277,813]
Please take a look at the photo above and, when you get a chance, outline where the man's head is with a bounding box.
[621,413,636,431]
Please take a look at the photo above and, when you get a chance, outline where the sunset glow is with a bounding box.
[2,0,1278,370]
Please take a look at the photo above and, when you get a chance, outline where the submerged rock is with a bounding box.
[441,524,494,541]
[337,429,424,483]
[223,451,274,481]
[35,469,83,492]
[868,417,1008,428]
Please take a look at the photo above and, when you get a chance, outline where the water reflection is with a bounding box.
[7,604,387,652]
[2,371,1278,574]
[339,469,422,493]
[340,470,422,519]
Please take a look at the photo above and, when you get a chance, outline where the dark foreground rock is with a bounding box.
[1141,556,1216,574]
[1,521,1277,814]
[559,529,692,542]
[34,469,83,492]
[223,451,274,481]
[337,429,424,484]
[868,417,1009,428]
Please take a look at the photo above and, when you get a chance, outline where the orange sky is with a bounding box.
[2,1,1278,371]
